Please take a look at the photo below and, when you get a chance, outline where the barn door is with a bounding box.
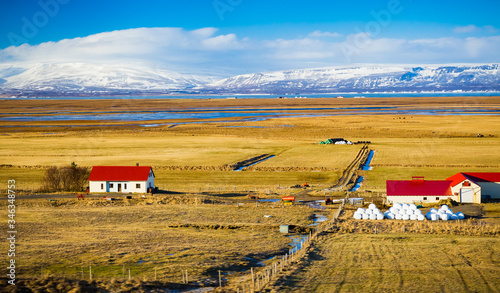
[118,183,122,192]
[460,188,474,203]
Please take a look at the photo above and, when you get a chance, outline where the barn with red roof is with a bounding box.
[386,176,454,204]
[89,166,155,193]
[447,172,500,203]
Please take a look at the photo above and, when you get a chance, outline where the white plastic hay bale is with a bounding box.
[415,209,423,215]
[440,213,450,221]
[450,214,459,220]
[395,214,403,220]
[389,207,399,214]
[426,212,433,220]
[445,209,454,214]
[362,213,370,220]
[430,208,438,214]
[369,203,377,210]
[386,213,395,220]
[369,214,377,220]
[353,213,362,220]
[440,204,450,211]
[402,214,410,221]
[409,203,417,210]
[430,213,439,221]
[417,214,425,221]
[356,208,366,214]
[410,214,418,221]
[393,202,401,209]
[401,203,410,210]
[407,209,415,215]
[376,213,384,220]
[457,212,465,220]
[366,209,373,215]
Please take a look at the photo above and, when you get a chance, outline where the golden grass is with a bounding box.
[269,233,500,292]
[0,200,327,282]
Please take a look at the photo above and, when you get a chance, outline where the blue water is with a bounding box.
[2,108,499,124]
[361,150,375,171]
[258,198,281,202]
[350,176,364,192]
[234,155,275,171]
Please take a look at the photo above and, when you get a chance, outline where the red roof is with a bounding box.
[447,172,500,186]
[386,179,453,196]
[89,166,154,181]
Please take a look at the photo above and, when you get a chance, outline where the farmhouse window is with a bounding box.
[124,184,127,189]
[463,181,471,187]
[435,197,439,200]
[101,183,104,189]
[136,183,141,188]
[423,197,427,200]
[110,183,114,188]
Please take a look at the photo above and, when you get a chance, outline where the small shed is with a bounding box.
[89,166,155,193]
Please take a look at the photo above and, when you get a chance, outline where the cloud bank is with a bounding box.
[1,27,499,77]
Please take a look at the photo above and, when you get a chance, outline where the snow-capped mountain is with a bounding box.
[0,63,213,95]
[1,63,499,96]
[205,64,500,94]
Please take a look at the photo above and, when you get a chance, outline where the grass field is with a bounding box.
[0,199,326,284]
[1,97,500,292]
[269,233,500,292]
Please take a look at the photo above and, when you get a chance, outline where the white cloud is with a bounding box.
[454,25,479,34]
[454,25,498,34]
[0,27,499,77]
[308,30,343,38]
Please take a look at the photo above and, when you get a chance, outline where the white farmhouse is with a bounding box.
[89,166,155,193]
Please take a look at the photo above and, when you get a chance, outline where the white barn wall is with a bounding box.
[450,180,481,203]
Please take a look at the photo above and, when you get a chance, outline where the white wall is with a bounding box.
[89,180,149,193]
[450,180,481,203]
[89,181,106,193]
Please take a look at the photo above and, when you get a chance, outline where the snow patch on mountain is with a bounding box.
[0,63,213,94]
[206,64,500,94]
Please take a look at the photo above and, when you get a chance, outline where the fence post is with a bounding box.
[251,268,255,291]
[129,268,131,280]
[219,270,222,288]
[89,266,92,282]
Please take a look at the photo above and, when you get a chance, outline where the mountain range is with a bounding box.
[1,63,499,96]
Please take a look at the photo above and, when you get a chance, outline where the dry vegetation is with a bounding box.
[1,96,500,292]
[267,233,500,293]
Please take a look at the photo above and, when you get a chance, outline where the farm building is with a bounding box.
[386,177,454,204]
[447,172,500,202]
[89,166,155,193]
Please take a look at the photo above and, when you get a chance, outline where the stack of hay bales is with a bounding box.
[384,202,425,221]
[425,205,465,221]
[353,203,384,220]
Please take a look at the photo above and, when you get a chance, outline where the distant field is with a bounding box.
[270,233,500,292]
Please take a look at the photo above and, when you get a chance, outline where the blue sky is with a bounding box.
[1,0,499,76]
